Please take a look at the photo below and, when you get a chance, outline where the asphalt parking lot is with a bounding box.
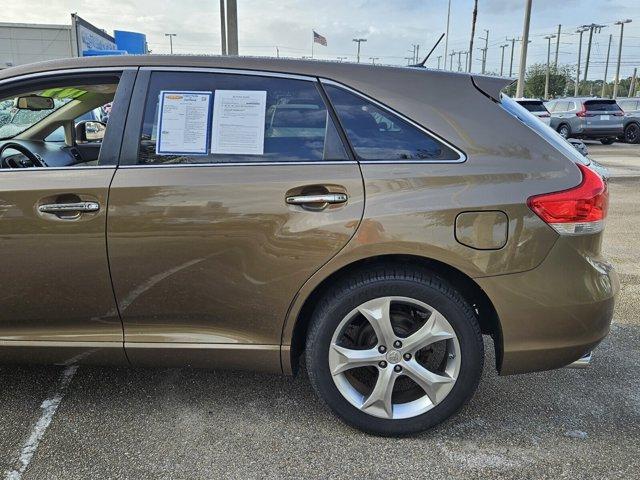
[1,144,639,479]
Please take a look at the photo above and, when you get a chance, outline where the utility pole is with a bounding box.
[444,0,452,70]
[164,33,176,54]
[515,0,533,98]
[405,56,414,66]
[415,45,420,64]
[581,23,607,86]
[630,67,638,97]
[449,51,456,70]
[499,44,509,76]
[275,46,280,58]
[369,57,379,65]
[507,37,519,77]
[457,51,463,72]
[468,0,478,72]
[554,24,561,68]
[463,51,469,71]
[337,56,347,62]
[437,55,442,69]
[574,27,588,96]
[226,0,238,55]
[480,29,489,74]
[544,34,556,99]
[613,19,632,99]
[219,0,227,55]
[353,38,367,63]
[602,34,612,97]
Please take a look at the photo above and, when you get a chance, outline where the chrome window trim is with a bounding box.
[0,165,115,173]
[140,66,316,82]
[0,66,136,87]
[319,78,467,164]
[119,161,358,169]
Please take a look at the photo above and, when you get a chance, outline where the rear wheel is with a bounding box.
[305,266,484,436]
[624,123,640,144]
[600,138,615,145]
[558,124,570,138]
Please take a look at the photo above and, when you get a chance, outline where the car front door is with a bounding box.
[108,68,364,372]
[0,69,136,365]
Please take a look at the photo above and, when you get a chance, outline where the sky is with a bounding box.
[3,0,640,79]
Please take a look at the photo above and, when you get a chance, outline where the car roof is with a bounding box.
[0,54,469,84]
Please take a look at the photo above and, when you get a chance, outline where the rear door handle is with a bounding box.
[285,193,348,205]
[38,201,100,214]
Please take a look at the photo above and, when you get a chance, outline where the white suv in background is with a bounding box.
[514,98,551,125]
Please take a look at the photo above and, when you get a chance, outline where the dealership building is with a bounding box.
[0,14,147,69]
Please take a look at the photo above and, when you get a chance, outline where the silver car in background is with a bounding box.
[617,98,640,144]
[547,97,624,144]
[514,98,551,125]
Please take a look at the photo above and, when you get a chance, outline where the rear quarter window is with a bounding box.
[323,84,461,162]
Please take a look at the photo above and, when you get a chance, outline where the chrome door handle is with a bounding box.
[38,201,100,214]
[285,193,348,205]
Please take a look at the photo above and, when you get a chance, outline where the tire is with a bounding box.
[624,123,640,144]
[558,124,570,138]
[600,138,616,145]
[305,265,484,436]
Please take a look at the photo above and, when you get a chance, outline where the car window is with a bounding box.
[585,100,622,112]
[552,101,568,112]
[323,84,460,161]
[568,102,576,111]
[44,109,103,143]
[137,72,348,164]
[518,101,547,113]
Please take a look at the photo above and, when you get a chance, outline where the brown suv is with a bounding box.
[0,56,618,435]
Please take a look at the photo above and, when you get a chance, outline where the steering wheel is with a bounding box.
[0,142,46,168]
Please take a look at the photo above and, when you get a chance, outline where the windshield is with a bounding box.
[0,89,84,140]
[500,94,589,166]
[518,101,548,113]
[584,100,621,112]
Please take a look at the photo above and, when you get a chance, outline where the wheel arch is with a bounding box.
[284,254,503,375]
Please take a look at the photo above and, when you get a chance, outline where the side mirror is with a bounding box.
[75,120,106,143]
[15,95,55,111]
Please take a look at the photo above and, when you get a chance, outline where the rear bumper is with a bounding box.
[477,234,618,375]
[574,127,623,138]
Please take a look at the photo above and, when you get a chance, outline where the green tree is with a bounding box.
[523,63,574,99]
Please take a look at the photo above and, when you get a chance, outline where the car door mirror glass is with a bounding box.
[76,120,106,143]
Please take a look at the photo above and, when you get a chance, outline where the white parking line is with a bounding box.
[4,365,78,480]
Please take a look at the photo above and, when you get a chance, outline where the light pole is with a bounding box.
[437,55,442,69]
[337,56,347,62]
[515,0,533,98]
[164,33,177,54]
[499,44,509,76]
[369,57,379,65]
[613,19,632,98]
[507,37,519,77]
[353,38,367,63]
[544,34,556,99]
[602,34,612,97]
[574,27,588,96]
[554,24,561,69]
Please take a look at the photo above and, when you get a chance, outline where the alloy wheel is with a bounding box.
[328,296,461,420]
[626,124,639,144]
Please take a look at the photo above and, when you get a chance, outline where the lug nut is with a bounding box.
[403,353,412,361]
[378,361,387,368]
[378,345,387,353]
[394,365,403,373]
[393,340,402,348]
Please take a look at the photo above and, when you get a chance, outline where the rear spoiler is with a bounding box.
[471,75,515,103]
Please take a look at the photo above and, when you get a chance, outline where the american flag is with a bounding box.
[313,31,327,47]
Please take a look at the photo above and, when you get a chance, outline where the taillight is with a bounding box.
[527,164,608,235]
[613,112,624,116]
[576,107,587,117]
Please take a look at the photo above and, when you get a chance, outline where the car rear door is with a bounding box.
[108,68,364,371]
[0,68,136,365]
